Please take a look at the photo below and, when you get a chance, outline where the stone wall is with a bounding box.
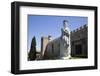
[71,24,88,58]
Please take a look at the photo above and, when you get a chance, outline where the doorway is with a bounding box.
[75,44,82,55]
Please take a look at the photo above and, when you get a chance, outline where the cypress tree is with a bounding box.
[28,36,36,60]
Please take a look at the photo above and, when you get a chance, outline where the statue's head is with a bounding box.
[63,20,69,29]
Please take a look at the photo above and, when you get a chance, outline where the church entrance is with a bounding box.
[75,44,82,55]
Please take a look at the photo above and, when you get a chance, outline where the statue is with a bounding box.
[60,20,71,59]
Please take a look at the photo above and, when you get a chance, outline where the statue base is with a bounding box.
[60,55,71,60]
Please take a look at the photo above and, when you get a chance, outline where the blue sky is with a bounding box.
[28,15,87,52]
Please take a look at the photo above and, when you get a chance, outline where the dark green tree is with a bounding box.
[28,36,36,61]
